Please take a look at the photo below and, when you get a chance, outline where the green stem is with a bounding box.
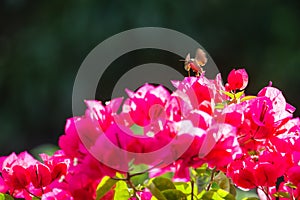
[191,180,194,200]
[112,162,163,181]
[111,162,164,198]
[126,172,140,198]
[206,167,216,191]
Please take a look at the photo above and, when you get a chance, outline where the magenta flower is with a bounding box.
[39,151,69,181]
[0,176,8,193]
[123,84,171,126]
[2,67,300,199]
[58,118,88,159]
[287,166,300,188]
[41,188,73,200]
[225,68,248,91]
[0,152,37,195]
[227,157,257,189]
[7,165,31,190]
[28,164,52,188]
[67,172,97,200]
[172,76,213,116]
[85,98,123,132]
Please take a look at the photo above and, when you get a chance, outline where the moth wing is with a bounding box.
[185,53,191,62]
[195,48,207,66]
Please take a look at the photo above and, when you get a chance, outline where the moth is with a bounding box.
[183,48,208,76]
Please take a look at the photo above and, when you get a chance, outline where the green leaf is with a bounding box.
[147,177,177,200]
[235,90,244,99]
[148,181,167,200]
[285,182,297,189]
[215,100,231,109]
[242,198,259,200]
[196,173,210,192]
[221,90,235,99]
[193,164,211,192]
[96,176,118,200]
[236,188,258,199]
[241,95,256,102]
[161,189,187,200]
[0,194,14,200]
[131,172,148,187]
[130,124,144,135]
[215,103,225,109]
[229,183,236,197]
[151,177,176,191]
[216,189,235,199]
[115,172,126,179]
[114,180,130,200]
[211,182,220,190]
[201,191,224,200]
[30,144,59,160]
[273,191,290,198]
[130,164,149,186]
[159,172,174,179]
[213,172,230,192]
[201,189,235,200]
[174,182,192,195]
[194,163,209,175]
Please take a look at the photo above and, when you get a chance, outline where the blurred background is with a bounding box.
[1,0,300,155]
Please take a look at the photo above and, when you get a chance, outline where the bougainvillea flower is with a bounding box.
[170,120,207,179]
[123,84,170,126]
[220,103,244,127]
[202,123,241,170]
[3,67,300,199]
[84,98,123,132]
[8,165,31,189]
[172,74,226,118]
[132,191,153,200]
[67,172,97,200]
[257,86,294,121]
[0,176,8,193]
[39,151,69,182]
[0,151,37,170]
[41,188,73,200]
[170,122,241,179]
[225,68,248,91]
[0,151,37,194]
[28,164,52,188]
[172,76,213,115]
[287,166,300,186]
[58,118,88,159]
[228,150,291,192]
[227,158,257,189]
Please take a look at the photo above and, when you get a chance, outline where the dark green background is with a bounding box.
[1,0,300,155]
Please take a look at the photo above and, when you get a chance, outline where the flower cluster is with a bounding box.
[0,68,299,200]
[0,151,72,199]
